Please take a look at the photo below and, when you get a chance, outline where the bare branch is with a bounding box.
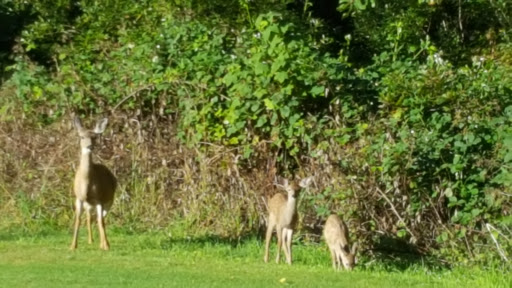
[376,187,417,242]
[485,223,509,262]
[112,85,155,112]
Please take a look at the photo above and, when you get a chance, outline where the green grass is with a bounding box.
[0,228,510,288]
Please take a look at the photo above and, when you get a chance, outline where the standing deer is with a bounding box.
[70,115,117,250]
[264,176,313,265]
[323,214,358,270]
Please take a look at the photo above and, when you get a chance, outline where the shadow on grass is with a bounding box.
[158,232,260,251]
[363,235,449,272]
[0,225,65,241]
[156,231,449,273]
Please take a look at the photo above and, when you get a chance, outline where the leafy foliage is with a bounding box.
[2,0,512,264]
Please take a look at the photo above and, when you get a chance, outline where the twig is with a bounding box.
[464,234,474,259]
[458,0,464,42]
[485,223,509,262]
[427,196,453,236]
[498,191,512,197]
[376,187,417,240]
[112,85,154,112]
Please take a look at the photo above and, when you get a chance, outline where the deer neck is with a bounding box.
[77,148,93,176]
[74,149,94,201]
[284,193,297,216]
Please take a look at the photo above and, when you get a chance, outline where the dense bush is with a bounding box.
[1,0,512,265]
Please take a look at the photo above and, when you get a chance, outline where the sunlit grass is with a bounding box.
[0,228,510,288]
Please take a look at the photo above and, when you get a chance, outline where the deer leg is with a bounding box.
[276,226,283,264]
[96,204,109,250]
[264,218,275,263]
[329,247,337,270]
[336,245,344,270]
[70,199,83,250]
[280,229,287,262]
[284,228,293,265]
[86,207,93,244]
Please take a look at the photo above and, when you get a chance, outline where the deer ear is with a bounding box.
[340,245,349,256]
[94,118,109,134]
[73,115,83,131]
[351,242,358,255]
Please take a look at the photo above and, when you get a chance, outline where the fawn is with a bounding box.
[70,115,117,250]
[323,214,358,270]
[264,176,313,265]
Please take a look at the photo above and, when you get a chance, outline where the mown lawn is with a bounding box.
[0,229,510,288]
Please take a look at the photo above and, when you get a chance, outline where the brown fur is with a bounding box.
[323,214,358,270]
[264,177,313,265]
[70,116,117,250]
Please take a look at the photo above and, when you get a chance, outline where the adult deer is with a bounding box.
[70,115,117,250]
[264,176,313,265]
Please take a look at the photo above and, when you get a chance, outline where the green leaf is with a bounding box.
[505,152,512,163]
[254,89,267,99]
[264,99,275,110]
[274,72,288,83]
[243,146,253,159]
[250,102,261,112]
[310,85,324,96]
[289,114,300,125]
[280,106,290,118]
[257,20,269,31]
[223,73,237,86]
[227,126,238,136]
[270,113,278,125]
[466,133,475,144]
[453,154,461,165]
[354,0,367,10]
[271,57,286,74]
[256,116,267,128]
[444,187,453,198]
[255,62,269,75]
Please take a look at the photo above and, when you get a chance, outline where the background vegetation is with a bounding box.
[1,0,512,267]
